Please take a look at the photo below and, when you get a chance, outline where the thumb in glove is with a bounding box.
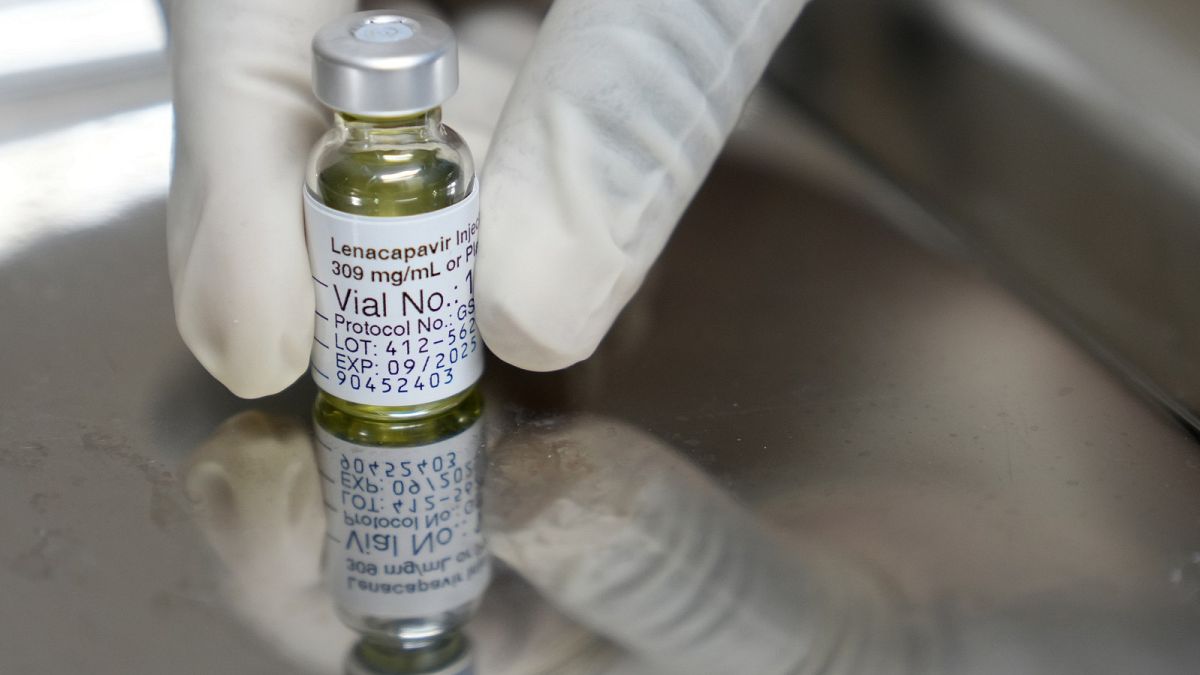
[475,0,811,370]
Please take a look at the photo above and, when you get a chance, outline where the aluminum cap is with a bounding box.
[312,11,458,116]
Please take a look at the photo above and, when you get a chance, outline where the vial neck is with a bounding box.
[336,108,442,138]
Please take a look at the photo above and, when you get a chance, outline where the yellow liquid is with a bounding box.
[310,111,478,440]
[348,632,468,674]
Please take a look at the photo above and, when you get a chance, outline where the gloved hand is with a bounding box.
[167,0,810,398]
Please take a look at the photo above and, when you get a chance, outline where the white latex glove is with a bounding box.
[167,0,355,398]
[168,0,810,397]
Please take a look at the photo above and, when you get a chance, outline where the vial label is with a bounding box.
[316,423,490,619]
[305,186,483,407]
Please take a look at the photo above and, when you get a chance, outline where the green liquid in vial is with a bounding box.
[310,111,480,443]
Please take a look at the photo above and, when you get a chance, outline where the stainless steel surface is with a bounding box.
[4,121,1200,671]
[770,0,1200,428]
[313,11,459,116]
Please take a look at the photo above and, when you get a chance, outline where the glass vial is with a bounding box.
[345,632,474,675]
[315,400,489,647]
[303,11,490,650]
[305,11,483,429]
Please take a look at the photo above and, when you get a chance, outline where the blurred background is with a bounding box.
[3,0,1200,673]
[0,0,168,260]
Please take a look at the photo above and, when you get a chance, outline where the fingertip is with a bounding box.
[172,240,313,399]
[474,289,592,373]
[473,174,629,372]
[175,300,311,400]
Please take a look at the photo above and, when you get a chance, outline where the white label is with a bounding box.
[304,186,483,406]
[315,423,490,619]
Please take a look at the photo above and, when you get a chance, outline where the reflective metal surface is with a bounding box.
[4,137,1200,672]
[771,0,1200,428]
[5,2,1200,672]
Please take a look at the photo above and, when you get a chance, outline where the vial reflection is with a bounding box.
[345,632,475,675]
[315,394,491,648]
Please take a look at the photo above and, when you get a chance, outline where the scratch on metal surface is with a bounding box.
[80,431,187,530]
[7,529,73,581]
[0,441,48,471]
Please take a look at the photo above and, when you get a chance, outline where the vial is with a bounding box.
[304,11,490,649]
[345,631,474,675]
[305,11,483,430]
[314,402,489,647]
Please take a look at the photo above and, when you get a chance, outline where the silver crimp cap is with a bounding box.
[312,11,458,116]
